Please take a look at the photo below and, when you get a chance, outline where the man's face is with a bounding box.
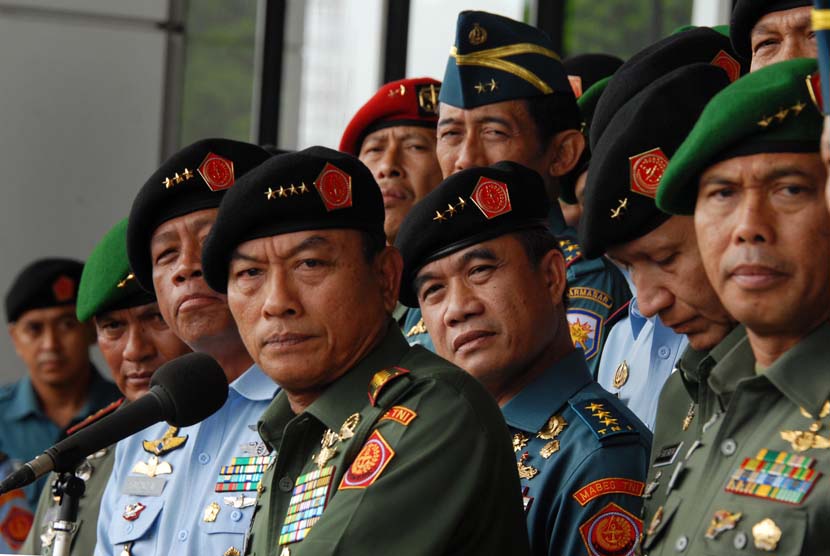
[415,234,566,388]
[9,305,94,389]
[150,208,236,347]
[695,152,830,336]
[606,217,735,351]
[227,229,400,394]
[559,169,588,228]
[822,116,830,212]
[95,302,191,401]
[436,100,553,179]
[750,6,815,72]
[359,125,443,244]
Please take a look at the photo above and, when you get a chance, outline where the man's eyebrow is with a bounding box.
[231,235,333,263]
[413,272,437,297]
[438,117,460,127]
[459,247,498,266]
[473,115,512,127]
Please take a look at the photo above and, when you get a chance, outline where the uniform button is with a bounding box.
[279,476,293,491]
[231,510,242,522]
[125,523,133,533]
[674,535,688,552]
[657,346,670,359]
[177,529,188,542]
[720,438,737,456]
[733,531,748,550]
[198,452,211,464]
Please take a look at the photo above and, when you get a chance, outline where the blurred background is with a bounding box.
[0,0,731,382]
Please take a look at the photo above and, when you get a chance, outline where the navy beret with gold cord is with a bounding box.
[578,63,732,259]
[5,258,84,323]
[127,138,271,291]
[202,146,385,294]
[439,10,572,109]
[395,161,551,307]
[339,77,441,156]
[590,27,747,150]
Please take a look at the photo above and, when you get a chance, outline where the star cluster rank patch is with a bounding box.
[579,502,642,556]
[339,430,395,490]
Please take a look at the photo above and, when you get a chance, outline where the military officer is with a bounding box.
[644,57,830,554]
[395,161,651,556]
[1,258,121,508]
[95,139,278,556]
[730,0,814,71]
[22,218,191,555]
[401,12,631,376]
[200,146,530,555]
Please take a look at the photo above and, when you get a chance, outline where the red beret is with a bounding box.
[339,77,441,155]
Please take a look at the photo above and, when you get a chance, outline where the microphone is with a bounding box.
[0,352,228,494]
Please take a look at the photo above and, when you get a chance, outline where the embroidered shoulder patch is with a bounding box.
[567,308,603,361]
[381,406,418,427]
[368,367,410,406]
[568,286,613,309]
[573,478,645,506]
[339,430,395,490]
[558,238,583,266]
[570,399,637,441]
[0,505,33,551]
[579,502,642,556]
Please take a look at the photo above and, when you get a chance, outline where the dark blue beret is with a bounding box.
[6,258,84,322]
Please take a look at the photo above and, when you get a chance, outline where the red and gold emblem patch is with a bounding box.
[470,176,512,219]
[381,406,418,427]
[339,430,395,490]
[198,152,235,191]
[807,71,825,114]
[314,162,353,211]
[579,502,642,556]
[573,478,645,506]
[568,75,584,99]
[629,147,668,199]
[52,275,75,302]
[710,50,741,83]
[0,505,33,550]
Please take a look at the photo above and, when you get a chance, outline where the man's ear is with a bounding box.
[546,129,586,178]
[374,246,403,314]
[540,247,567,306]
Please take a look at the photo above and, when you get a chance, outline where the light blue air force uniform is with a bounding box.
[597,297,687,430]
[95,365,278,556]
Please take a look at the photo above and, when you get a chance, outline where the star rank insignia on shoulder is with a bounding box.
[570,399,637,441]
[558,237,583,267]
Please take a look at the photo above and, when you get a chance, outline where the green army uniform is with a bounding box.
[21,218,153,556]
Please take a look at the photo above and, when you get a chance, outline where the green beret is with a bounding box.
[439,10,572,109]
[202,146,385,294]
[127,138,271,291]
[657,57,822,215]
[395,161,551,307]
[77,218,155,322]
[579,64,731,258]
[5,258,84,323]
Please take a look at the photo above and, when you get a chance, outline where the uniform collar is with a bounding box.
[7,366,116,424]
[502,349,593,433]
[230,363,280,402]
[629,297,647,339]
[680,324,746,386]
[6,375,41,420]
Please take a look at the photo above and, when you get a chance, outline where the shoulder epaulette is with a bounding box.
[569,398,638,441]
[368,367,410,406]
[66,397,125,435]
[558,238,583,268]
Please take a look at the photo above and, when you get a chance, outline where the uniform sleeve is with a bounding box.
[94,444,121,556]
[548,441,649,556]
[295,378,530,555]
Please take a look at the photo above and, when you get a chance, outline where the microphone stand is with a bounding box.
[50,471,85,556]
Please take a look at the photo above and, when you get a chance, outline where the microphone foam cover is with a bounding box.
[149,352,229,426]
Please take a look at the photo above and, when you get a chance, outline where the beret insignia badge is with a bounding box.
[417,83,440,115]
[468,22,487,46]
[52,275,75,302]
[807,71,824,113]
[710,50,741,83]
[470,176,512,219]
[314,162,353,211]
[629,147,668,199]
[198,152,235,192]
[568,75,584,99]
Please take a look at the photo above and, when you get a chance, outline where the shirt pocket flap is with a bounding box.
[108,497,164,545]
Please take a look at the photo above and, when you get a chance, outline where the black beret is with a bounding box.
[590,27,747,150]
[202,146,385,293]
[730,0,811,60]
[563,53,624,97]
[6,258,84,322]
[395,161,551,307]
[127,138,271,291]
[578,64,731,259]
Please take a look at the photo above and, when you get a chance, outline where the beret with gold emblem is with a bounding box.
[657,57,822,215]
[730,0,811,60]
[578,63,732,258]
[591,27,747,149]
[814,0,830,115]
[202,146,384,293]
[395,161,551,307]
[439,10,573,110]
[127,138,271,291]
[339,77,441,155]
[77,218,155,323]
[5,258,84,323]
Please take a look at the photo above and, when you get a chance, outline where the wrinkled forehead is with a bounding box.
[437,99,531,126]
[752,5,812,35]
[232,228,365,260]
[150,208,218,247]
